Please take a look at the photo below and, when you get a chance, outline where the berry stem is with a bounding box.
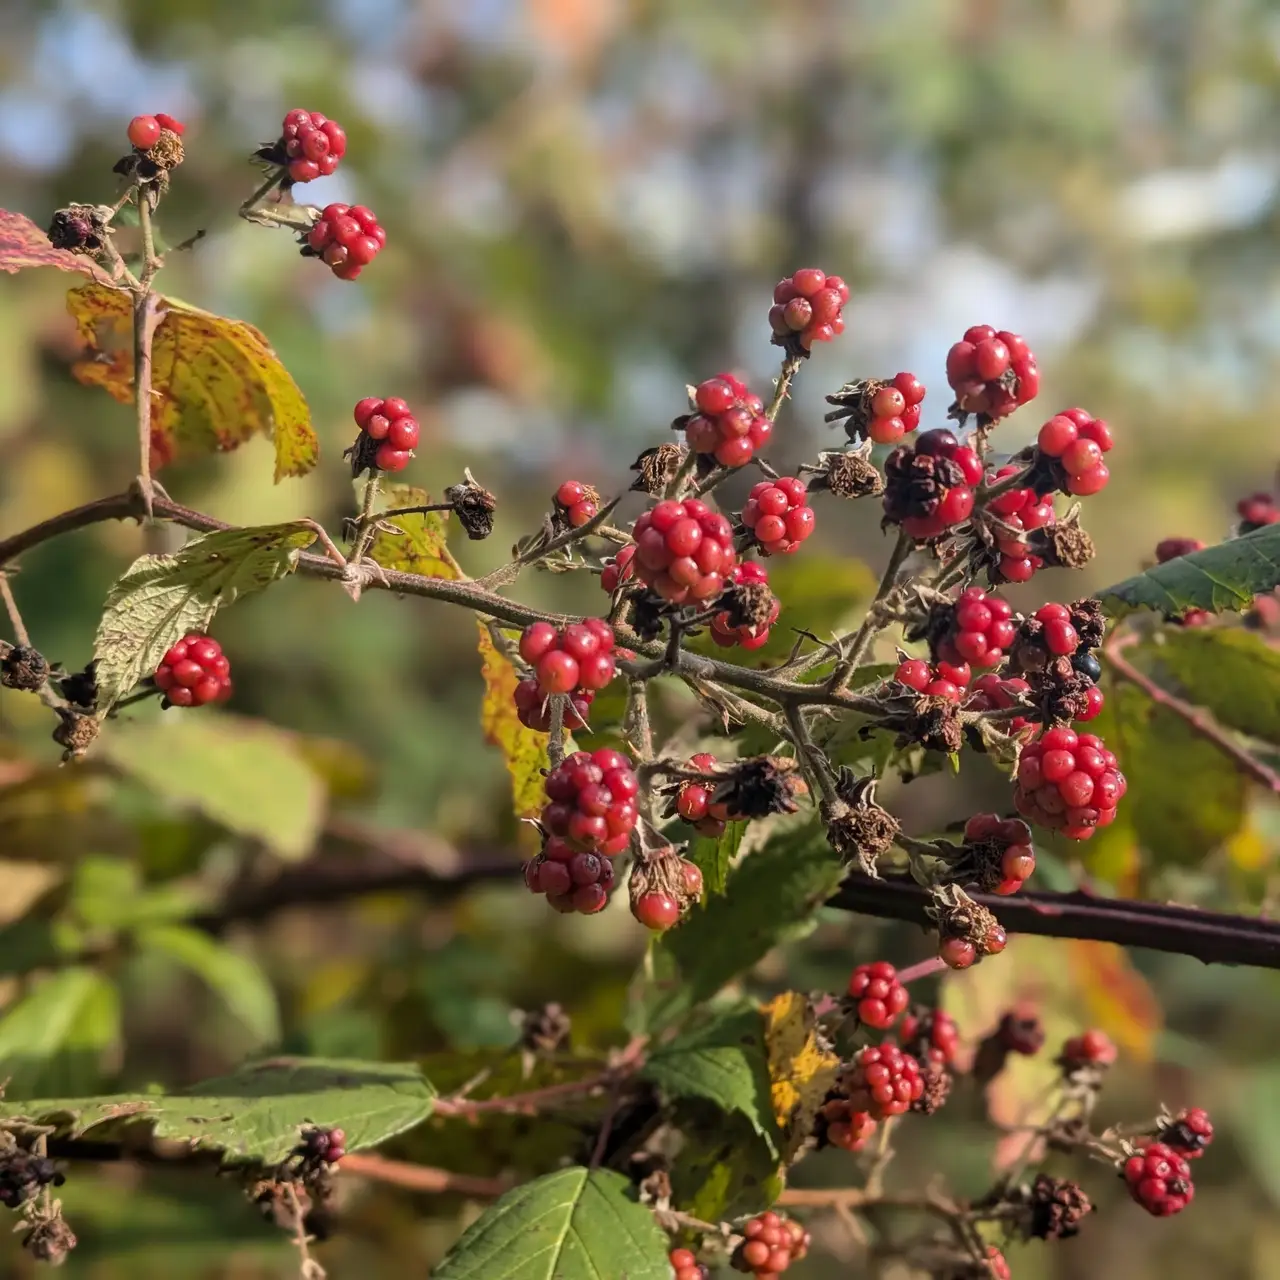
[546,692,567,769]
[238,170,286,218]
[766,352,804,422]
[129,187,163,518]
[480,495,623,590]
[0,576,65,716]
[1103,628,1280,794]
[829,530,914,691]
[338,1153,510,1197]
[784,703,839,807]
[894,956,950,985]
[348,472,383,568]
[978,462,1035,505]
[663,451,698,501]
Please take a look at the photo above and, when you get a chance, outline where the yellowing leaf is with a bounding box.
[66,282,317,481]
[0,208,114,285]
[368,484,458,579]
[477,623,550,820]
[1064,940,1160,1063]
[762,990,839,1161]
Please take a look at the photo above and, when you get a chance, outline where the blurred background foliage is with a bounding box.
[1,0,1279,1275]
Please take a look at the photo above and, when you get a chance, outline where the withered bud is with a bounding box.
[882,447,966,525]
[1029,658,1095,726]
[1025,1174,1093,1241]
[145,128,185,171]
[630,442,687,496]
[1030,519,1095,569]
[629,594,669,642]
[710,755,804,820]
[821,772,899,877]
[52,709,99,762]
[57,661,99,711]
[343,431,380,479]
[1069,597,1106,650]
[716,579,777,634]
[906,694,965,755]
[47,204,110,255]
[823,378,882,441]
[1,644,49,692]
[927,885,1006,958]
[21,1214,77,1267]
[445,473,497,540]
[628,844,702,921]
[517,1003,571,1057]
[912,1060,952,1116]
[811,448,884,499]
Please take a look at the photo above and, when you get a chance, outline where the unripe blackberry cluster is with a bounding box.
[897,1007,960,1066]
[154,632,232,707]
[1033,602,1105,721]
[351,396,419,472]
[935,586,1016,669]
[305,202,386,280]
[524,834,617,915]
[945,325,1040,419]
[629,849,704,931]
[1238,492,1280,531]
[539,748,638,858]
[1035,409,1113,497]
[127,112,185,149]
[962,813,1036,895]
[518,620,617,703]
[847,961,909,1029]
[997,1010,1046,1056]
[681,375,773,469]
[669,1247,710,1280]
[1058,1028,1117,1072]
[840,1043,925,1119]
[768,267,849,351]
[1155,537,1206,563]
[514,683,594,733]
[278,108,347,184]
[740,477,815,555]
[0,1151,65,1208]
[824,372,926,445]
[553,481,600,529]
[632,499,738,604]
[894,658,967,702]
[1158,1107,1214,1159]
[985,463,1056,583]
[1014,727,1125,840]
[731,1211,810,1276]
[710,562,780,650]
[818,1095,877,1151]
[672,753,745,836]
[1123,1142,1195,1217]
[883,429,983,539]
[964,673,1033,733]
[600,543,636,594]
[295,1126,347,1166]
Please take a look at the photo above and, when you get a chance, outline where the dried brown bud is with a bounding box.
[912,1059,953,1115]
[813,448,884,499]
[518,1003,571,1057]
[630,442,687,496]
[146,128,185,171]
[21,1213,77,1266]
[1,644,49,692]
[717,579,777,634]
[906,693,965,755]
[445,474,497,540]
[883,446,965,525]
[47,204,109,255]
[1030,519,1095,569]
[1026,1174,1093,1240]
[52,709,99,762]
[821,773,899,877]
[710,755,804,820]
[1028,657,1095,726]
[1068,597,1106,650]
[57,662,99,711]
[927,885,1005,958]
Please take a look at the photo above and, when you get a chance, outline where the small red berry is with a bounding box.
[633,891,681,931]
[154,633,232,707]
[127,115,162,149]
[847,961,909,1029]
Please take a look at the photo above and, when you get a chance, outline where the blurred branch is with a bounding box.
[337,1154,509,1198]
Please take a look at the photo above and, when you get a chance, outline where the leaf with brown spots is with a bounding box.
[66,282,317,481]
[0,208,115,285]
[477,622,552,820]
[368,484,458,579]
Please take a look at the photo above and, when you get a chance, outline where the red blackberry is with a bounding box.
[1155,537,1206,563]
[297,1126,347,1165]
[883,429,983,539]
[1238,492,1280,532]
[553,480,600,529]
[154,633,232,708]
[820,1098,877,1151]
[1035,408,1113,497]
[682,375,773,469]
[870,372,927,444]
[127,115,162,149]
[984,462,1056,581]
[349,395,419,472]
[524,836,617,915]
[731,1211,810,1275]
[1158,1108,1213,1159]
[963,813,1036,895]
[893,658,966,702]
[964,673,1033,734]
[518,619,618,701]
[741,477,815,555]
[847,961,910,1029]
[600,543,636,594]
[936,586,1016,669]
[769,267,849,351]
[631,498,738,604]
[1014,726,1125,840]
[898,1007,960,1066]
[841,1043,925,1119]
[710,561,780,650]
[1123,1142,1195,1217]
[154,113,185,135]
[279,108,348,183]
[669,1247,709,1280]
[984,1245,1012,1279]
[540,748,638,858]
[945,325,1040,420]
[305,202,386,280]
[513,680,594,733]
[1058,1028,1117,1071]
[997,1009,1046,1056]
[673,752,736,836]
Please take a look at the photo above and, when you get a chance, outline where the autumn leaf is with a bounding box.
[367,484,458,579]
[0,209,115,285]
[762,990,839,1162]
[1064,939,1160,1062]
[476,623,551,820]
[66,282,317,481]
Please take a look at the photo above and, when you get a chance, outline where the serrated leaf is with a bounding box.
[1099,525,1280,617]
[762,990,840,1161]
[0,1057,434,1164]
[668,1106,781,1226]
[66,282,317,480]
[432,1166,670,1280]
[102,713,325,860]
[367,483,457,578]
[139,925,281,1047]
[0,208,114,284]
[0,967,120,1096]
[92,521,316,712]
[1151,627,1280,745]
[477,622,551,820]
[685,820,746,897]
[642,1007,779,1154]
[642,821,847,1031]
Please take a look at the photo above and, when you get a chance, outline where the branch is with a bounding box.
[338,1154,509,1198]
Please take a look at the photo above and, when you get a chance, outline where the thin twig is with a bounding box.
[766,352,804,421]
[339,1154,509,1198]
[828,531,913,691]
[0,576,31,647]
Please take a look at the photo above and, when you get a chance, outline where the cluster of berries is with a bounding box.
[840,1043,925,1119]
[681,375,773,469]
[154,632,232,708]
[1238,492,1280,532]
[731,1212,811,1276]
[883,429,983,539]
[523,835,616,915]
[631,498,738,604]
[668,1248,709,1280]
[601,543,636,594]
[846,961,909,1029]
[1124,1143,1195,1217]
[539,748,638,860]
[710,562,780,650]
[985,463,1057,582]
[938,919,1007,971]
[1014,726,1125,839]
[768,268,849,351]
[866,373,927,445]
[351,396,419,473]
[275,109,347,184]
[945,325,1039,420]
[740,478,815,555]
[1035,409,1113,497]
[0,1151,65,1209]
[1032,602,1105,720]
[672,753,744,836]
[553,481,600,529]
[295,1126,347,1167]
[964,672,1033,734]
[1059,1028,1118,1072]
[897,1007,960,1067]
[631,860,703,931]
[126,112,185,149]
[517,620,617,704]
[894,658,966,703]
[935,586,1016,668]
[963,813,1037,895]
[304,203,386,281]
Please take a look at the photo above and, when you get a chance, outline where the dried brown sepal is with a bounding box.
[445,473,497,540]
[927,885,1005,957]
[1,645,49,692]
[52,709,98,762]
[145,128,185,172]
[628,844,701,921]
[912,1060,952,1116]
[630,442,687,496]
[821,772,899,877]
[1028,656,1095,726]
[1006,615,1051,678]
[710,755,805,820]
[47,204,110,256]
[20,1209,77,1267]
[343,430,380,479]
[517,1003,571,1058]
[823,378,884,441]
[716,578,777,633]
[57,662,98,711]
[1029,512,1095,569]
[1025,1174,1093,1241]
[811,447,884,500]
[1068,596,1106,650]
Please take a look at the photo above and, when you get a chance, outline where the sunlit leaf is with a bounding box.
[762,990,840,1161]
[367,483,457,578]
[1063,940,1160,1062]
[92,521,316,712]
[685,820,746,897]
[66,282,317,480]
[0,208,114,284]
[477,622,551,820]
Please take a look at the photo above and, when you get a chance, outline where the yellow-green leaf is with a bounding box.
[66,282,317,481]
[477,622,550,820]
[763,990,840,1161]
[367,483,457,579]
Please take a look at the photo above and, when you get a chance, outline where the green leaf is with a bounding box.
[139,924,280,1047]
[1099,525,1280,617]
[642,1007,779,1154]
[102,712,325,860]
[685,820,746,897]
[92,522,316,712]
[1228,1063,1280,1206]
[0,918,68,978]
[0,967,120,1096]
[1151,627,1280,745]
[367,483,457,579]
[641,820,847,1031]
[0,1056,435,1164]
[432,1166,670,1280]
[668,1105,781,1226]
